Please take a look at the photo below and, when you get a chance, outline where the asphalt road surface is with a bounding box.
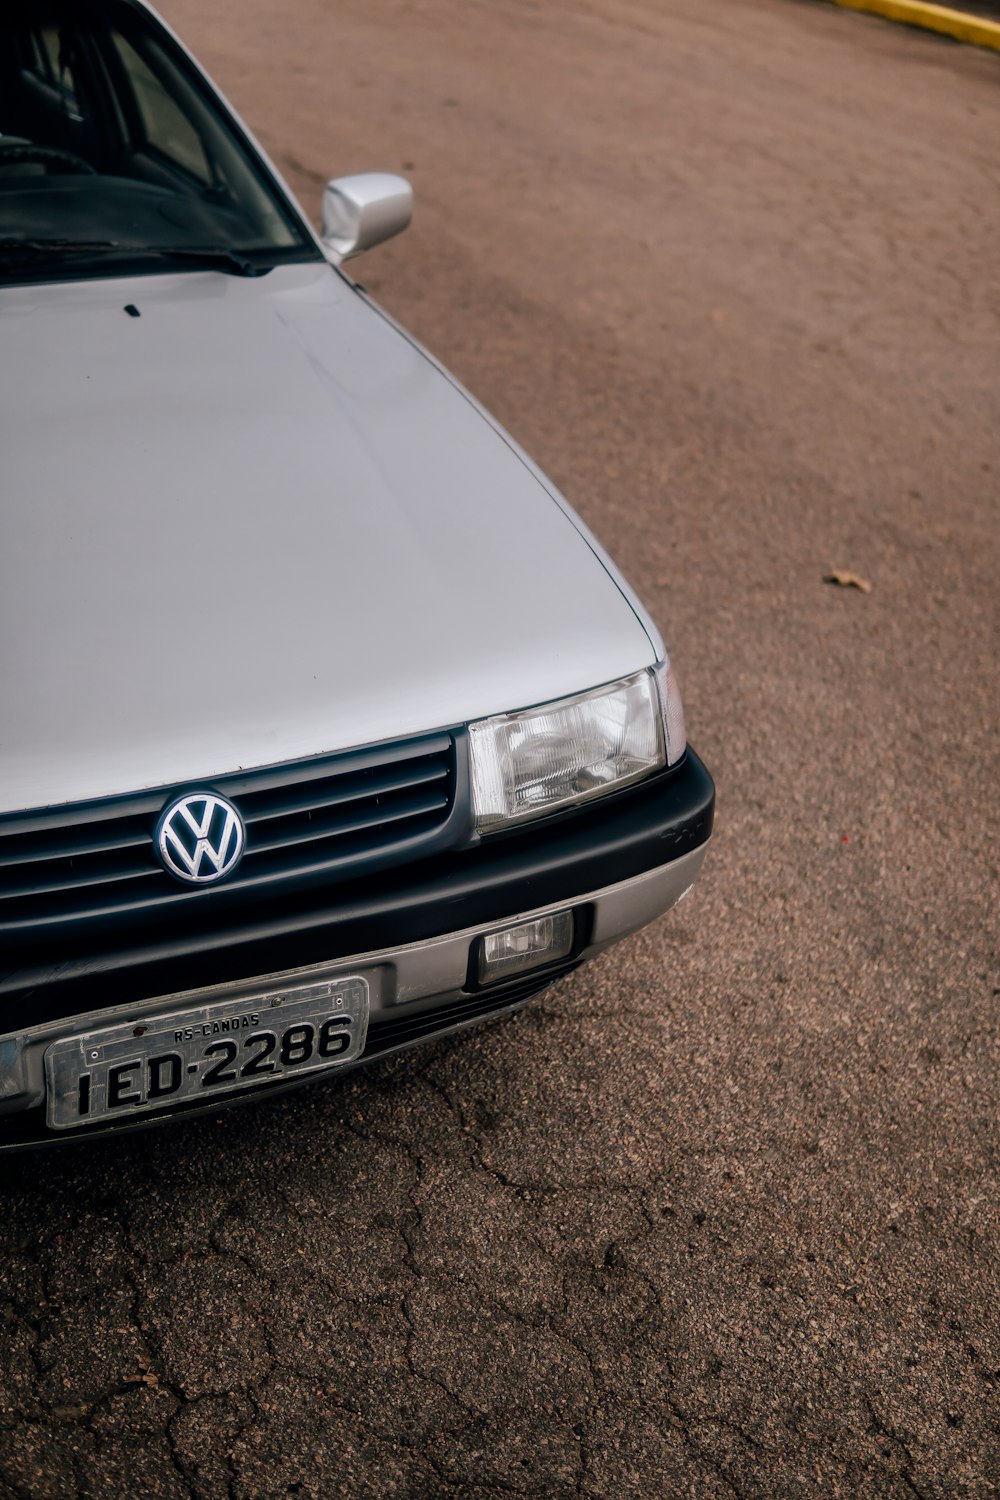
[2,1,998,1495]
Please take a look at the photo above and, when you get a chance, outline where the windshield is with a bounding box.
[0,0,321,284]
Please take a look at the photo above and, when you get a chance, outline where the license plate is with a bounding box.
[44,976,369,1130]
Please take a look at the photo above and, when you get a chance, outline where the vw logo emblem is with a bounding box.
[156,792,245,885]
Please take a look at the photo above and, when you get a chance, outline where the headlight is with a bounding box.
[655,658,687,768]
[469,664,685,834]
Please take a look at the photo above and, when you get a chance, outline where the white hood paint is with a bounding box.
[0,264,655,814]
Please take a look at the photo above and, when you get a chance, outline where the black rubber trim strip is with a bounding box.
[366,966,578,1052]
[0,750,713,1032]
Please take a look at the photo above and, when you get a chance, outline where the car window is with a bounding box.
[0,0,321,284]
[27,24,79,109]
[110,31,211,186]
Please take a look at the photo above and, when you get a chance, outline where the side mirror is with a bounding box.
[320,173,413,261]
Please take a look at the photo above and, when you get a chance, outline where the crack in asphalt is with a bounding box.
[0,1047,997,1498]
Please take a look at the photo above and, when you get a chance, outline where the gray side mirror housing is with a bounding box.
[321,173,413,261]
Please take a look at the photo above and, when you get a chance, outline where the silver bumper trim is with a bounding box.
[0,841,709,1116]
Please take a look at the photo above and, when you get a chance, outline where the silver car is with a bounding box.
[0,0,714,1145]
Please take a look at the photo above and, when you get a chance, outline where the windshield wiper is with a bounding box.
[139,246,272,277]
[0,240,280,284]
[0,237,119,256]
[0,240,269,276]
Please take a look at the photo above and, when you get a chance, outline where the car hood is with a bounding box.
[0,263,655,814]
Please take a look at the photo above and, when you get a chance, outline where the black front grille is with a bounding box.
[0,734,462,941]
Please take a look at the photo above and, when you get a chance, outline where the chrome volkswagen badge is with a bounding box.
[156,792,245,885]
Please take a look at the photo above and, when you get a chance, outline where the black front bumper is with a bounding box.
[0,750,714,1033]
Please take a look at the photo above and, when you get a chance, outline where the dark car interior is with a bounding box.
[0,1,317,278]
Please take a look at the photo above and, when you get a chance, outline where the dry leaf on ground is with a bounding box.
[823,570,872,593]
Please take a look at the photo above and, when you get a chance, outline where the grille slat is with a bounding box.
[242,758,449,826]
[247,788,449,856]
[2,793,164,839]
[0,826,151,868]
[0,734,459,940]
[0,853,159,901]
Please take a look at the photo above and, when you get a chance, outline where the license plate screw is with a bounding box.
[271,996,284,1008]
[89,1049,100,1060]
[133,1025,147,1037]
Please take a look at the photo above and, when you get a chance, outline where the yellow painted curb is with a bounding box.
[830,0,1000,51]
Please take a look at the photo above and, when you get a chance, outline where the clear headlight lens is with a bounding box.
[655,658,687,768]
[470,666,682,834]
